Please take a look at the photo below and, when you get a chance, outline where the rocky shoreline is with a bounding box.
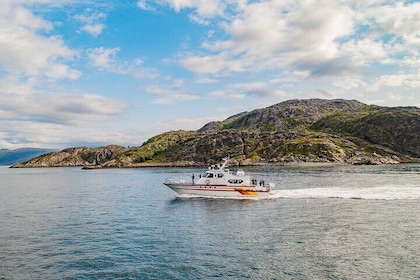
[82,158,419,170]
[14,153,417,170]
[11,148,419,169]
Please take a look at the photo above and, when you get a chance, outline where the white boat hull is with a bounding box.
[164,183,273,198]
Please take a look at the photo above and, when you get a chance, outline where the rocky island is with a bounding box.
[12,99,420,168]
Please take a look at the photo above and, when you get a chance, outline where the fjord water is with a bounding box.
[0,164,419,279]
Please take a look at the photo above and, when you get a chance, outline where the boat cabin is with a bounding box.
[196,162,251,186]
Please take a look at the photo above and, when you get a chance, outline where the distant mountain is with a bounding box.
[12,99,420,168]
[0,148,55,166]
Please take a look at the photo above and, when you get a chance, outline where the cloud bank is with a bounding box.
[0,0,419,149]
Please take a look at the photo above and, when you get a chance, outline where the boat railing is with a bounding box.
[250,178,275,189]
[165,178,187,185]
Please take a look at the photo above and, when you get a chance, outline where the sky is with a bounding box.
[0,0,419,149]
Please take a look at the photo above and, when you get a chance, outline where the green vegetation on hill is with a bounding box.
[12,99,420,168]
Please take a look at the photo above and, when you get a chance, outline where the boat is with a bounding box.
[164,156,275,198]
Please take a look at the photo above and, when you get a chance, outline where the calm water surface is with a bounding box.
[0,164,419,279]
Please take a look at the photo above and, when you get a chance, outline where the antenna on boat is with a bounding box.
[220,154,230,170]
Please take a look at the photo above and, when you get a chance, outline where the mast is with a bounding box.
[219,155,230,170]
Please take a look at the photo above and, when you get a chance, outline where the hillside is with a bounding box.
[12,99,420,168]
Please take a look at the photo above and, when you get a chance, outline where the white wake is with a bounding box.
[268,185,420,200]
[174,185,419,200]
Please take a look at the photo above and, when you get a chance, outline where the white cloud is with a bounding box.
[87,47,120,69]
[165,0,224,16]
[178,0,356,77]
[152,115,216,133]
[230,82,267,91]
[331,75,367,91]
[340,39,390,66]
[195,78,219,84]
[269,70,311,85]
[137,0,156,11]
[208,82,286,99]
[146,79,200,104]
[87,47,159,79]
[246,89,286,98]
[138,0,224,23]
[160,0,418,92]
[75,12,107,37]
[0,73,129,148]
[0,87,128,127]
[364,91,418,107]
[81,23,105,37]
[0,120,142,149]
[208,89,246,99]
[0,3,81,80]
[363,2,420,44]
[181,53,233,74]
[369,73,420,91]
[4,4,53,31]
[229,82,286,97]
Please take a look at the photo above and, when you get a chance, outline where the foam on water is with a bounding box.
[269,185,420,200]
[175,193,262,200]
[175,185,420,200]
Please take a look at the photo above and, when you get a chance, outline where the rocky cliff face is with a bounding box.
[12,99,420,168]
